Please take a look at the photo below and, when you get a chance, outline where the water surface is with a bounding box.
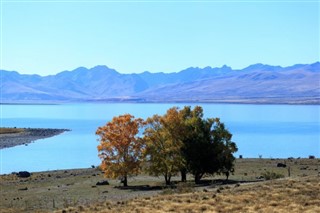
[1,103,319,174]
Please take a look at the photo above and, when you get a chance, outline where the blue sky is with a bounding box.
[1,0,319,75]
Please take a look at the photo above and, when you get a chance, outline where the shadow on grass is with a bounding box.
[113,179,264,192]
[194,179,264,187]
[114,185,164,191]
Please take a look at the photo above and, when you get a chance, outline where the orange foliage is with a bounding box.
[96,114,145,185]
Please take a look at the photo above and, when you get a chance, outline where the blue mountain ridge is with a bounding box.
[1,62,319,104]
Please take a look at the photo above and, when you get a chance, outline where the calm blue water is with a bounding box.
[1,103,319,174]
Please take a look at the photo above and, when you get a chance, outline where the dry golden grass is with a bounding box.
[0,127,24,134]
[1,158,319,212]
[56,175,320,213]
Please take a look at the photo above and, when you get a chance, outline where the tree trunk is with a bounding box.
[225,171,229,181]
[164,174,171,185]
[180,169,187,182]
[123,176,128,187]
[165,179,171,185]
[194,172,203,184]
[195,174,200,184]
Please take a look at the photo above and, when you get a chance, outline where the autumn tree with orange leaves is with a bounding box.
[96,114,145,186]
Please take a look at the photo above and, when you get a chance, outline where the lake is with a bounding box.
[0,103,319,174]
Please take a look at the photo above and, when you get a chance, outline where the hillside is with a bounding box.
[1,62,319,104]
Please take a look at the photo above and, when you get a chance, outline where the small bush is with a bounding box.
[261,171,284,180]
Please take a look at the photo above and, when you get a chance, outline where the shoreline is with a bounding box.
[1,98,320,106]
[0,128,70,149]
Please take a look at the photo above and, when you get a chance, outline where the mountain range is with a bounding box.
[1,62,319,104]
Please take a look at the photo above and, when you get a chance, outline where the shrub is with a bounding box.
[261,171,284,180]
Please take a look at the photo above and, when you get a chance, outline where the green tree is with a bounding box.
[212,120,238,180]
[181,106,237,183]
[96,114,145,186]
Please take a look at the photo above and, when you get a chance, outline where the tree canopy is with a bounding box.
[96,106,238,185]
[143,108,185,185]
[96,114,145,186]
[181,107,238,183]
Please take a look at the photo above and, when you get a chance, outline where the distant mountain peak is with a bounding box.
[72,66,88,72]
[219,65,232,71]
[221,65,231,69]
[243,63,283,72]
[1,62,319,104]
[310,62,320,69]
[90,65,119,74]
[91,65,110,70]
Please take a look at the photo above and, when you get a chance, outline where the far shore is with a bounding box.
[1,97,320,106]
[0,127,70,149]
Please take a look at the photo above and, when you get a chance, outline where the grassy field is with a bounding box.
[0,128,24,134]
[0,158,319,213]
[62,175,319,213]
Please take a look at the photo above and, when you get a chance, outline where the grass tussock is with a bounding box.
[261,171,285,180]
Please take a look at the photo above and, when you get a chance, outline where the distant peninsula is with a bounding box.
[0,128,70,149]
[1,62,319,104]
